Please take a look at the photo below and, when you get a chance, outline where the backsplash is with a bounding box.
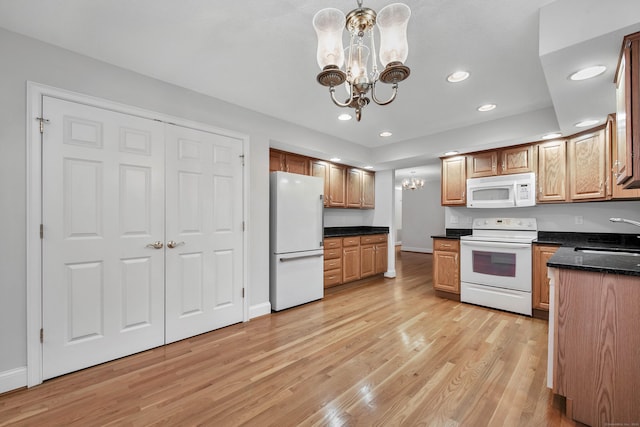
[324,208,375,227]
[445,200,640,233]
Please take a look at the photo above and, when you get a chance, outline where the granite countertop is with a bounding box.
[541,231,640,277]
[431,228,472,240]
[324,226,390,238]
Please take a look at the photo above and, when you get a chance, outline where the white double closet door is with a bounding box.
[41,96,244,380]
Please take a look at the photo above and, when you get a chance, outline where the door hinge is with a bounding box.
[40,224,44,239]
[242,288,245,298]
[239,154,245,166]
[40,328,43,343]
[36,117,50,134]
[242,221,245,231]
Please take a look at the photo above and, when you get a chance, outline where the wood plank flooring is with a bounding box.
[0,251,578,426]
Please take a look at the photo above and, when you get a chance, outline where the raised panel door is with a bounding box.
[285,153,309,175]
[374,243,388,274]
[532,245,558,312]
[441,156,466,206]
[501,145,534,175]
[311,160,330,206]
[360,244,375,278]
[467,151,497,178]
[328,163,346,207]
[269,149,284,172]
[346,168,363,208]
[433,250,459,294]
[342,245,361,283]
[362,170,375,208]
[568,130,607,201]
[609,114,640,199]
[537,140,567,203]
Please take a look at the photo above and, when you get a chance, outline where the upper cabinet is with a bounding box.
[568,129,607,201]
[441,156,466,206]
[615,31,640,188]
[467,145,534,178]
[269,149,309,175]
[270,148,373,209]
[608,114,640,199]
[537,139,567,203]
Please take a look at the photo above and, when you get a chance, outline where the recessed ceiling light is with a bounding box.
[447,71,470,83]
[542,132,562,139]
[575,119,599,128]
[379,131,393,137]
[338,113,352,121]
[330,157,341,162]
[569,65,606,81]
[364,165,374,169]
[443,150,459,156]
[477,104,496,112]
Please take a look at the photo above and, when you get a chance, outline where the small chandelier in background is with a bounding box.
[402,172,424,190]
[313,1,411,121]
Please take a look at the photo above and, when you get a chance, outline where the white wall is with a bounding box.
[446,200,640,233]
[394,187,403,243]
[372,170,396,277]
[0,28,374,384]
[401,180,445,253]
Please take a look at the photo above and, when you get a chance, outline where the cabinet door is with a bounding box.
[374,243,388,274]
[311,160,330,206]
[568,130,607,201]
[342,245,361,282]
[615,37,635,185]
[285,153,309,175]
[328,163,346,207]
[360,244,375,278]
[346,168,363,208]
[441,156,466,206]
[467,151,497,178]
[537,140,567,203]
[609,114,640,199]
[433,250,459,294]
[269,149,285,172]
[532,245,559,311]
[362,170,375,208]
[501,145,534,175]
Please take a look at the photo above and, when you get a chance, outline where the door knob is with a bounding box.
[167,240,185,249]
[146,241,164,249]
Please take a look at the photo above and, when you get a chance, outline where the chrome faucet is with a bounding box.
[609,217,640,228]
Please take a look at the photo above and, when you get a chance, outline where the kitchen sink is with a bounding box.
[574,247,640,257]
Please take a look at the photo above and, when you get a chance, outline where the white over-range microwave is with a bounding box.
[466,172,536,208]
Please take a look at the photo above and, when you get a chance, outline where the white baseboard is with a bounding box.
[384,270,397,278]
[0,366,27,394]
[401,246,433,253]
[249,302,272,319]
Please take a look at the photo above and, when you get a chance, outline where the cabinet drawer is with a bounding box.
[324,269,343,287]
[324,237,342,250]
[324,257,342,271]
[360,234,387,244]
[342,236,360,247]
[324,248,341,260]
[433,239,459,251]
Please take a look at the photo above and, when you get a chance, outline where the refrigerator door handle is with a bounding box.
[320,194,324,248]
[279,253,324,262]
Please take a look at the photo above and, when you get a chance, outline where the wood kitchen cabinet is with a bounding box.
[323,237,343,288]
[537,139,567,203]
[342,236,361,283]
[568,129,607,201]
[531,244,559,319]
[311,159,330,207]
[441,156,466,206]
[615,31,640,189]
[432,238,460,299]
[269,149,309,175]
[346,168,375,209]
[467,145,534,178]
[360,234,387,278]
[607,114,640,199]
[550,268,640,426]
[328,163,346,208]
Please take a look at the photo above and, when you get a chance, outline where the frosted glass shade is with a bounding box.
[377,3,410,66]
[346,44,370,84]
[313,8,345,69]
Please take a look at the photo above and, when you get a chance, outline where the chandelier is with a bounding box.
[402,173,424,190]
[313,1,411,121]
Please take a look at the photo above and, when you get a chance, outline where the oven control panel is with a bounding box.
[472,217,537,231]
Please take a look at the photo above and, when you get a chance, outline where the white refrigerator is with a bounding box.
[270,171,324,311]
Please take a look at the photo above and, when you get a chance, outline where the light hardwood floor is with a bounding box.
[0,251,577,426]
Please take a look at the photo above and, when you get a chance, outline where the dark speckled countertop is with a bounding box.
[540,231,640,277]
[430,228,472,240]
[324,226,389,237]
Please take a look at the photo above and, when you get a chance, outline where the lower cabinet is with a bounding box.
[432,238,460,298]
[532,244,559,318]
[323,234,388,288]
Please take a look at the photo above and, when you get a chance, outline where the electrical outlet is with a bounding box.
[574,215,583,225]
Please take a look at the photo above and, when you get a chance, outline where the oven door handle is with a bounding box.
[461,240,531,250]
